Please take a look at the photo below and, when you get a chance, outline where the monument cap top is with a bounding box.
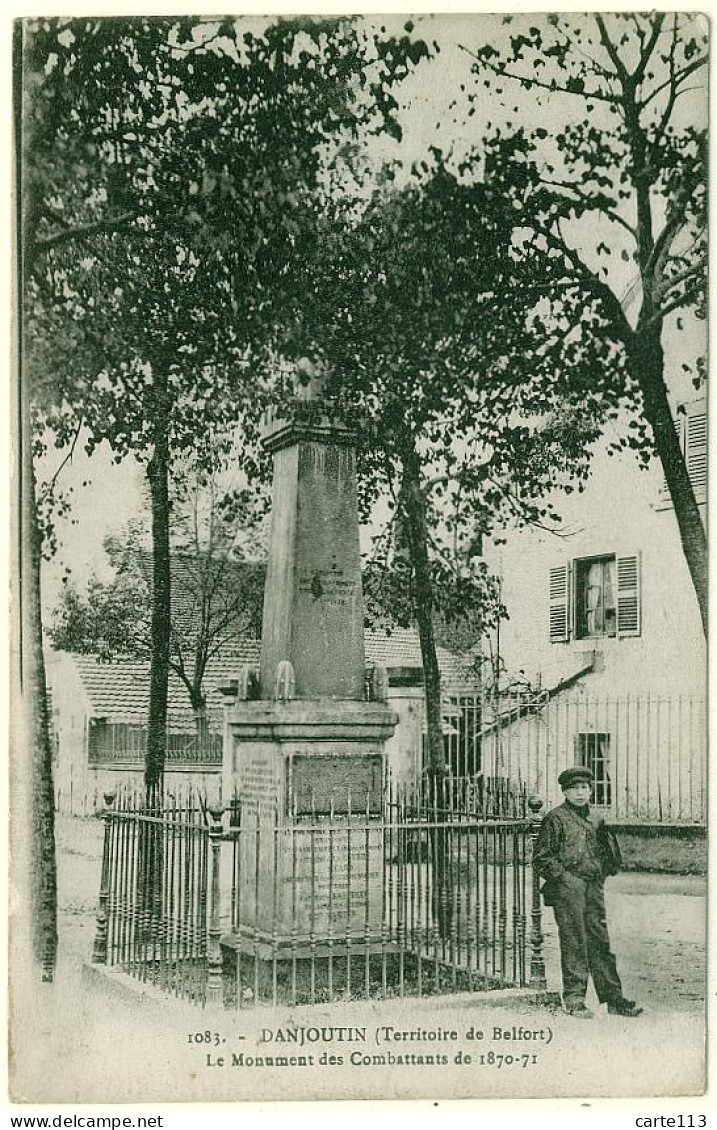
[260,399,355,453]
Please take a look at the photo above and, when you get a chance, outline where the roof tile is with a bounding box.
[55,629,476,725]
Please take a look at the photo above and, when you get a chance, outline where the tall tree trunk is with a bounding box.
[13,22,58,983]
[190,685,209,743]
[625,88,708,638]
[632,324,708,635]
[401,446,444,784]
[401,445,452,937]
[16,354,59,982]
[145,376,171,804]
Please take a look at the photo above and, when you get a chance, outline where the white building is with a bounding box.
[483,398,707,823]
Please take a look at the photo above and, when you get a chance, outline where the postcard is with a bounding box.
[9,9,709,1106]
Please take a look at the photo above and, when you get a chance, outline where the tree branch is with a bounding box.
[632,14,665,86]
[594,15,629,82]
[536,223,634,342]
[540,179,636,235]
[486,476,578,538]
[647,173,703,279]
[34,211,137,254]
[46,420,82,491]
[657,259,706,305]
[460,44,620,103]
[41,202,71,228]
[648,17,680,146]
[641,54,708,113]
[641,280,704,330]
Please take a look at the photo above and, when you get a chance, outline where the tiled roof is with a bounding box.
[364,628,476,687]
[132,549,264,651]
[54,628,477,726]
[66,648,261,728]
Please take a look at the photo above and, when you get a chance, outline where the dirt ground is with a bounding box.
[8,815,708,1105]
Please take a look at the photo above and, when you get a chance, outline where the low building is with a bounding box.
[47,628,479,813]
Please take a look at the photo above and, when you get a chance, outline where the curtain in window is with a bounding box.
[584,561,603,635]
[584,559,616,636]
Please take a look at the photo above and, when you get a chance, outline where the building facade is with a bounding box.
[484,398,707,822]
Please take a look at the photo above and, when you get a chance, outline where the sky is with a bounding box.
[28,11,709,620]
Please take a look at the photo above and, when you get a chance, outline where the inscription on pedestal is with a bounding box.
[290,754,383,815]
[284,825,384,938]
[240,751,281,815]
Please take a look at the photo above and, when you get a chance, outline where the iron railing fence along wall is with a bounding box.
[87,714,223,767]
[60,692,705,824]
[56,714,223,815]
[424,690,706,825]
[92,782,545,1009]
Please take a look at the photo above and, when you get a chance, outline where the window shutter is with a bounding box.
[660,401,707,504]
[549,564,570,642]
[685,405,707,502]
[616,553,641,637]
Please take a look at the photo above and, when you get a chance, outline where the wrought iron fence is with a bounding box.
[92,782,546,1009]
[418,690,707,825]
[92,790,210,1002]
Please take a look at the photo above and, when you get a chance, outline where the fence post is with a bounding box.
[91,792,116,965]
[528,796,546,990]
[206,806,224,1005]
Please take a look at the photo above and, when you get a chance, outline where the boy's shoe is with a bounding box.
[607,998,643,1017]
[564,1001,594,1019]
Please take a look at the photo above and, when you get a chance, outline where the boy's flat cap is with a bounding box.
[558,766,594,789]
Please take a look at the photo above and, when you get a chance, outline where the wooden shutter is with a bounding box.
[685,404,707,502]
[549,564,570,642]
[616,553,641,637]
[660,401,707,503]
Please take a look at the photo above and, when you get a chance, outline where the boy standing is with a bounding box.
[533,766,643,1019]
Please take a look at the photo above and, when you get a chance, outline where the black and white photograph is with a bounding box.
[9,7,709,1106]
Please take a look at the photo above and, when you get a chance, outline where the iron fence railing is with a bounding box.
[92,783,546,1009]
[92,791,210,1002]
[87,715,223,767]
[62,692,706,825]
[420,690,707,825]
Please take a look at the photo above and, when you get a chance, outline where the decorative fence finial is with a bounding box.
[528,796,547,990]
[91,793,116,965]
[206,807,224,1006]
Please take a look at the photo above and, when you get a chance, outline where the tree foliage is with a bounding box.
[49,487,266,719]
[24,16,431,792]
[287,160,631,777]
[464,12,707,632]
[17,13,429,967]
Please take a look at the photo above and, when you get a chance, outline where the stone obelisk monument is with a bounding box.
[222,388,397,950]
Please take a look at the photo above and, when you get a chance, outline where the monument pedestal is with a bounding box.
[224,700,397,949]
[222,396,399,966]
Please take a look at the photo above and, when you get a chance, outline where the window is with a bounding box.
[576,733,612,807]
[575,556,616,639]
[549,553,641,642]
